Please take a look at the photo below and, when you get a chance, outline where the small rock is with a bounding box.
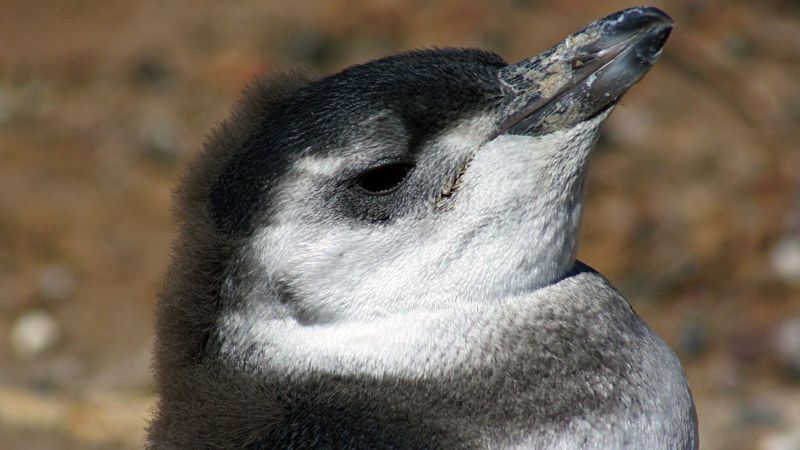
[770,235,800,283]
[759,429,800,450]
[11,311,60,359]
[137,111,182,162]
[38,264,76,303]
[774,316,800,377]
[738,402,782,427]
[28,354,85,387]
[678,320,708,358]
[724,34,755,60]
[129,54,175,92]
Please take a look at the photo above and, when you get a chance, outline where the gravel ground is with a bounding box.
[1,1,799,448]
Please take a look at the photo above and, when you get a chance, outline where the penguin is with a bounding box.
[149,6,698,449]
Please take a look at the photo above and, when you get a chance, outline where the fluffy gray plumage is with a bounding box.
[149,7,698,449]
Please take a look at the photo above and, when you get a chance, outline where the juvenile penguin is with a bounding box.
[149,6,698,449]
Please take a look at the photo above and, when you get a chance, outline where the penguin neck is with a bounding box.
[518,163,589,289]
[216,303,485,377]
[212,262,602,381]
[453,130,595,298]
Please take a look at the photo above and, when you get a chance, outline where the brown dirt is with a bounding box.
[1,1,799,448]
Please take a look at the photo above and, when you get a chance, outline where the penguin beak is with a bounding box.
[494,6,673,137]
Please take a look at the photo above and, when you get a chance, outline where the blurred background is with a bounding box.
[0,0,798,448]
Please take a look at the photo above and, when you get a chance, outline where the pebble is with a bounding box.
[774,316,800,377]
[136,111,182,162]
[759,429,800,450]
[678,320,708,358]
[28,355,85,387]
[11,311,60,359]
[738,402,782,427]
[770,235,800,283]
[724,34,755,60]
[38,265,76,303]
[129,54,175,92]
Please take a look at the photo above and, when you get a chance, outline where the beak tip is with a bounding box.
[616,6,674,32]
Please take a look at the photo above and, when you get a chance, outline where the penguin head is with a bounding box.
[208,8,672,325]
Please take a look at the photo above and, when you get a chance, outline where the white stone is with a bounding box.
[11,311,60,358]
[759,429,800,450]
[38,265,76,302]
[770,235,800,283]
[774,316,800,371]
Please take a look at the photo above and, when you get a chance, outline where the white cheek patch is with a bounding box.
[295,153,346,177]
[438,115,497,150]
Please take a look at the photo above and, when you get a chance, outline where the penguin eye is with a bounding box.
[355,162,414,195]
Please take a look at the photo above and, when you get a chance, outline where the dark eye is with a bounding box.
[355,162,414,195]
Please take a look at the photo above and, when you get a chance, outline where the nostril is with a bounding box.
[571,52,598,69]
[571,43,624,71]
